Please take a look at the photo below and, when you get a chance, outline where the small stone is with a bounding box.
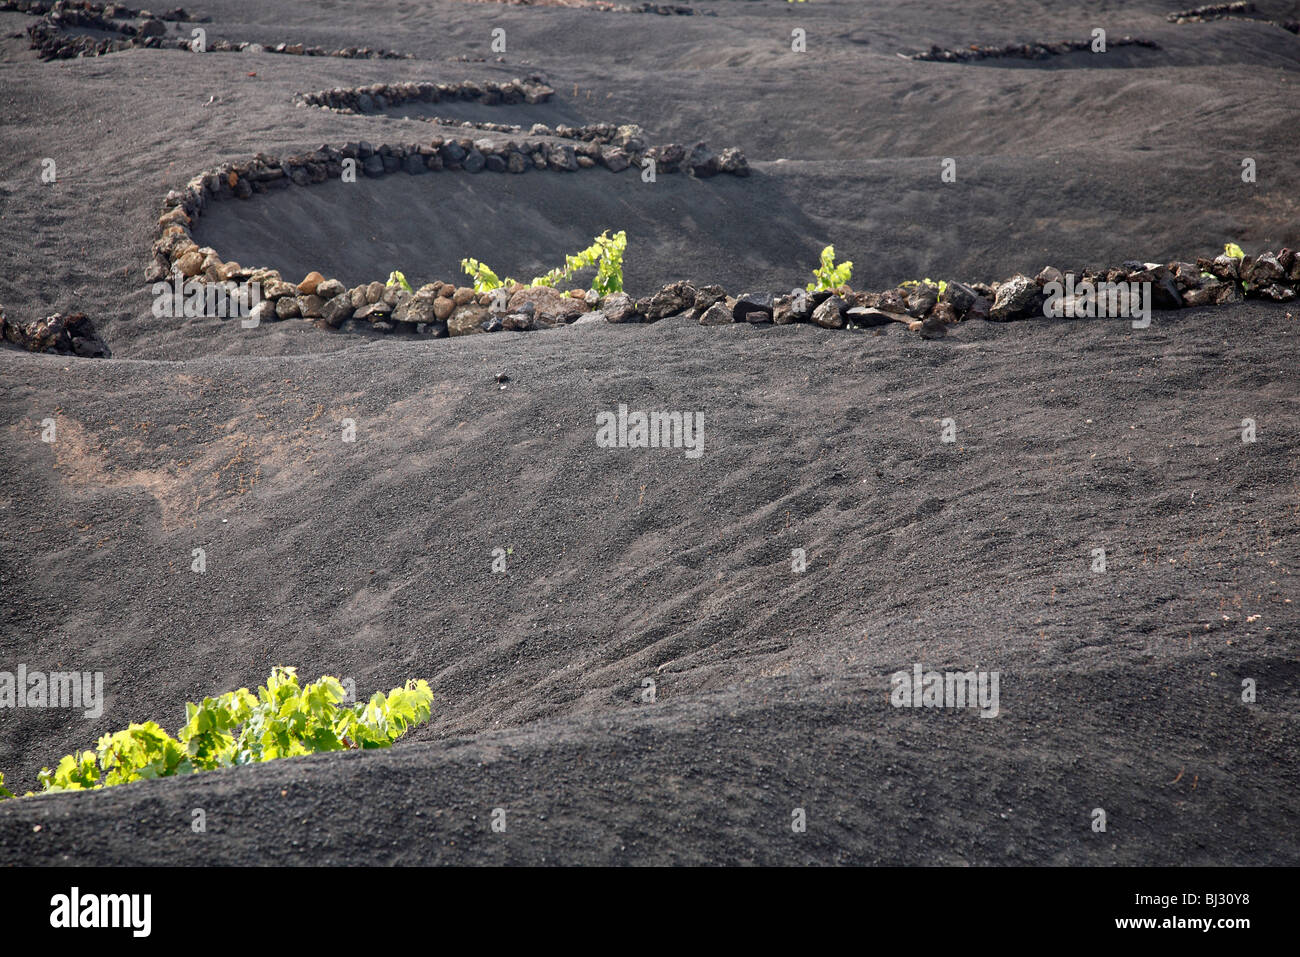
[931,301,958,324]
[1247,253,1285,285]
[990,274,1038,320]
[248,300,277,325]
[546,144,578,171]
[718,147,749,176]
[448,302,489,335]
[940,280,978,315]
[919,314,948,339]
[845,306,895,327]
[811,296,847,329]
[698,302,733,326]
[877,289,908,314]
[1258,283,1296,301]
[730,291,773,322]
[600,292,640,323]
[315,278,344,300]
[175,250,204,277]
[299,294,326,318]
[966,296,992,321]
[322,293,354,326]
[297,271,324,295]
[1209,254,1239,281]
[393,299,437,324]
[601,148,630,172]
[688,142,719,178]
[905,285,938,317]
[433,296,455,320]
[644,282,698,321]
[508,286,585,323]
[693,284,726,312]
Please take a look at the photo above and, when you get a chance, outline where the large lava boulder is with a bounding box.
[1,309,109,358]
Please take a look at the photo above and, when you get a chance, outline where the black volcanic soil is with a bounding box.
[0,0,1298,865]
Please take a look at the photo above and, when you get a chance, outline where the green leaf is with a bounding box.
[7,669,434,799]
[807,245,853,291]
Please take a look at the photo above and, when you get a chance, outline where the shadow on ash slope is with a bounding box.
[194,167,828,293]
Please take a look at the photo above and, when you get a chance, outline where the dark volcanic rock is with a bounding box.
[647,143,686,174]
[600,292,640,323]
[1247,253,1285,285]
[731,291,773,322]
[546,144,579,172]
[966,296,993,321]
[718,147,750,176]
[508,286,585,324]
[644,282,698,321]
[321,293,354,327]
[688,142,719,178]
[940,280,978,316]
[846,306,895,327]
[990,275,1038,320]
[600,148,630,173]
[2,310,109,357]
[447,302,489,336]
[439,141,466,168]
[877,289,908,315]
[906,285,939,318]
[698,302,733,326]
[693,284,727,313]
[1130,266,1183,310]
[919,314,948,339]
[811,296,847,329]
